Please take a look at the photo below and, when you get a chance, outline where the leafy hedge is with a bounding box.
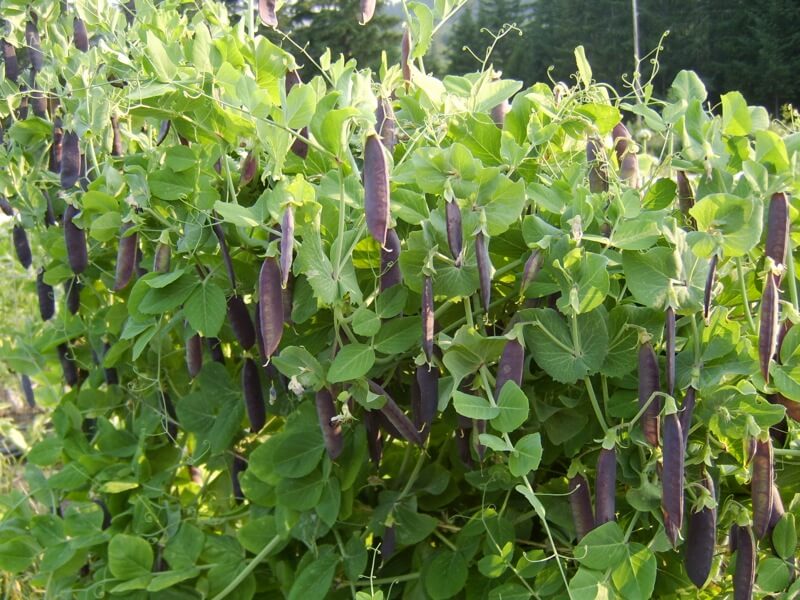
[0,1,799,599]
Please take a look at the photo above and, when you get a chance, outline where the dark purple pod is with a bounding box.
[152,242,171,273]
[20,374,34,408]
[665,307,676,397]
[364,409,383,465]
[43,191,57,228]
[495,339,524,396]
[765,192,789,268]
[568,474,594,541]
[282,273,293,324]
[679,386,696,450]
[211,220,236,289]
[490,100,509,128]
[612,123,639,188]
[772,392,800,422]
[759,274,779,384]
[61,131,80,189]
[113,223,138,291]
[380,228,402,291]
[12,225,32,269]
[684,472,716,588]
[49,119,63,174]
[258,257,284,359]
[316,388,343,459]
[455,418,474,469]
[2,40,18,82]
[0,196,13,216]
[280,206,294,289]
[102,342,118,385]
[364,134,389,247]
[359,0,376,24]
[475,232,492,312]
[638,341,661,447]
[231,455,247,503]
[382,525,396,561]
[37,268,55,320]
[703,254,718,322]
[25,21,43,73]
[227,295,256,350]
[64,204,88,274]
[729,523,742,555]
[415,364,438,439]
[401,29,411,83]
[242,358,266,433]
[65,276,81,314]
[73,18,89,52]
[240,151,257,186]
[57,343,79,387]
[186,334,202,379]
[162,392,178,442]
[207,337,225,364]
[30,88,47,118]
[155,120,170,146]
[110,115,123,156]
[475,419,487,460]
[733,526,755,600]
[520,251,542,294]
[677,171,695,218]
[259,0,278,27]
[751,437,774,539]
[586,136,608,193]
[421,275,434,362]
[122,0,136,25]
[661,413,684,547]
[768,483,785,534]
[595,447,617,526]
[446,200,463,266]
[369,380,424,446]
[376,97,396,151]
[16,91,28,120]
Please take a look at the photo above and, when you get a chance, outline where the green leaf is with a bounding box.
[491,382,529,433]
[288,547,339,600]
[237,516,281,554]
[296,225,337,306]
[164,523,204,571]
[453,390,500,420]
[271,346,323,390]
[756,557,792,593]
[108,534,153,580]
[423,550,468,599]
[343,534,368,581]
[213,201,261,228]
[553,249,609,314]
[139,272,199,315]
[374,316,420,355]
[272,432,325,478]
[509,433,542,477]
[772,514,797,560]
[409,2,434,59]
[184,282,226,337]
[286,84,316,129]
[328,344,375,383]
[689,193,763,257]
[0,538,37,573]
[721,91,752,136]
[569,568,612,600]
[315,477,341,527]
[611,543,656,600]
[275,471,326,511]
[574,46,592,88]
[147,568,200,592]
[575,522,627,570]
[352,307,381,337]
[756,130,790,171]
[146,32,177,82]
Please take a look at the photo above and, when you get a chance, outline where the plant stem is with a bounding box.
[210,534,282,600]
[736,258,757,334]
[785,243,799,312]
[333,529,357,599]
[352,572,420,587]
[584,377,609,432]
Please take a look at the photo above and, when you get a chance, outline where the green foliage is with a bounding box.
[0,1,799,599]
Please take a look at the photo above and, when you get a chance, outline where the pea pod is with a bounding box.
[73,18,89,52]
[491,100,509,128]
[186,334,203,379]
[57,343,79,387]
[153,243,171,273]
[227,295,256,351]
[422,275,434,362]
[475,232,492,312]
[586,136,608,193]
[759,273,779,383]
[50,118,63,174]
[162,392,178,442]
[661,412,684,547]
[155,120,171,146]
[259,0,278,27]
[30,89,46,119]
[61,132,81,189]
[113,223,138,291]
[13,225,32,269]
[638,341,661,447]
[703,254,718,321]
[684,472,717,588]
[359,0,376,24]
[369,380,424,447]
[676,170,696,227]
[25,20,43,73]
[316,388,343,459]
[376,97,396,151]
[456,416,475,469]
[259,257,284,359]
[364,133,389,247]
[364,409,383,465]
[240,150,257,186]
[20,374,34,408]
[612,123,639,188]
[595,448,617,525]
[401,28,411,83]
[751,437,774,539]
[0,196,13,216]
[64,204,88,274]
[65,277,81,314]
[679,386,696,449]
[415,364,438,439]
[211,219,236,288]
[280,205,294,289]
[2,40,18,82]
[110,115,123,156]
[495,339,524,395]
[231,455,247,503]
[665,307,676,397]
[733,525,755,600]
[37,269,54,321]
[520,251,542,295]
[446,200,463,266]
[380,229,402,291]
[242,358,266,433]
[207,337,225,364]
[568,474,594,541]
[102,342,118,386]
[765,192,789,268]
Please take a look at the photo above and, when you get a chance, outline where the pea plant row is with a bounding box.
[0,1,798,599]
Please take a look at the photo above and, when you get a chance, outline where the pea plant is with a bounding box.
[0,0,798,598]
